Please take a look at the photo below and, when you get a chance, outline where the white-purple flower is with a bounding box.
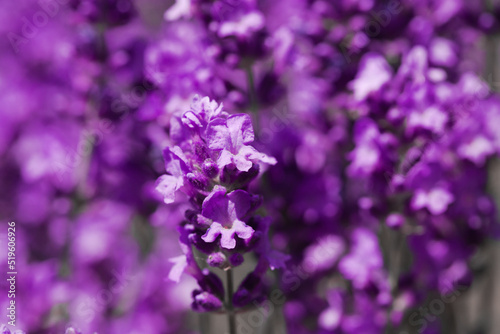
[207,114,277,172]
[200,186,256,249]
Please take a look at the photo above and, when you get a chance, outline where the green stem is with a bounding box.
[244,65,259,129]
[227,269,237,334]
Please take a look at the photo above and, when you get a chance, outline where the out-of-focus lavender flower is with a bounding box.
[0,0,191,333]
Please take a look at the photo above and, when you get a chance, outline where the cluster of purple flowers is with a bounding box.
[142,0,500,332]
[155,95,283,312]
[1,0,500,333]
[0,0,192,333]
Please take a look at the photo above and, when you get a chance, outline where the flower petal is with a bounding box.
[232,220,254,240]
[168,255,188,282]
[155,174,183,204]
[220,229,237,249]
[217,149,234,170]
[202,222,223,243]
[201,186,231,224]
[207,118,230,150]
[227,114,255,147]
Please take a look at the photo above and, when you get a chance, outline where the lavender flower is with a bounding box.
[156,95,281,314]
[3,0,500,332]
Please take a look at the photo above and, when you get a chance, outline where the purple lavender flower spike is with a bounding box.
[151,0,500,331]
[156,95,279,316]
[2,0,500,330]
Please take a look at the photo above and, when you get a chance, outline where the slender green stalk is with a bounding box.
[245,66,257,111]
[244,64,259,130]
[226,269,237,334]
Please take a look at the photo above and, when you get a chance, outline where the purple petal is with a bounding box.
[207,118,230,150]
[202,222,223,243]
[233,152,253,172]
[411,188,454,215]
[217,149,234,170]
[232,220,254,240]
[182,110,203,129]
[457,135,495,166]
[201,186,230,223]
[168,255,188,282]
[266,250,290,270]
[319,307,341,331]
[163,146,189,176]
[227,114,255,147]
[218,11,265,38]
[349,53,392,101]
[426,188,454,215]
[227,190,255,220]
[302,235,345,273]
[220,229,237,249]
[239,145,277,167]
[155,174,183,204]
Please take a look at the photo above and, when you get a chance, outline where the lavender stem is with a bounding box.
[227,269,237,334]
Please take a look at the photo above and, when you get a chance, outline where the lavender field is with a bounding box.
[1,0,500,333]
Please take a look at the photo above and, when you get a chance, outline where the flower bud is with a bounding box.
[229,253,244,267]
[202,159,219,178]
[192,290,223,312]
[207,252,227,268]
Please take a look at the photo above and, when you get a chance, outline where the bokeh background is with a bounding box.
[2,0,500,333]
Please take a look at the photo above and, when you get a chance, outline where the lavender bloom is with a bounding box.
[208,114,276,171]
[200,186,256,249]
[0,0,193,332]
[156,97,276,206]
[3,0,500,332]
[156,95,280,311]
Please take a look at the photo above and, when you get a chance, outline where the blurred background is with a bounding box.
[2,0,500,333]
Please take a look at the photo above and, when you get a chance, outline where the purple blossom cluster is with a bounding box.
[1,0,500,333]
[0,0,192,333]
[155,95,283,313]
